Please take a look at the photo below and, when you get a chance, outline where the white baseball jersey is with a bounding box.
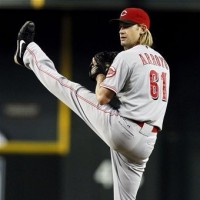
[101,45,170,130]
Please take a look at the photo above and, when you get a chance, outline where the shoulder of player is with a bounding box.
[115,45,169,70]
[115,45,144,62]
[117,45,148,56]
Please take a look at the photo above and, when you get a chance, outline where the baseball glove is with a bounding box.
[89,51,119,81]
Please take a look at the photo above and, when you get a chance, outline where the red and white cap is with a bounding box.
[111,8,150,29]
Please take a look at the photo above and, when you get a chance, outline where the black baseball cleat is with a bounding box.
[14,21,35,67]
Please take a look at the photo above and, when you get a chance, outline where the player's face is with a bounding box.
[119,23,145,50]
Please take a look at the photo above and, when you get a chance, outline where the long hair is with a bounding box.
[139,29,153,47]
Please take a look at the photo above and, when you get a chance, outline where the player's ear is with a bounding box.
[139,24,147,34]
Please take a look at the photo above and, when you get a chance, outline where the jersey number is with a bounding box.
[150,70,167,101]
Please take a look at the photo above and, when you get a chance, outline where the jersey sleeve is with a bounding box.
[100,53,130,94]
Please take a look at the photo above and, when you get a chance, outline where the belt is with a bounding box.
[132,120,159,133]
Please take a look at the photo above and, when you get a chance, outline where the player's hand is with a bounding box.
[89,51,119,81]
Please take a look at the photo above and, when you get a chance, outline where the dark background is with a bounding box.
[0,3,199,200]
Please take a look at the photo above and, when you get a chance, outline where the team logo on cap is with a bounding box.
[121,10,127,17]
[106,66,116,78]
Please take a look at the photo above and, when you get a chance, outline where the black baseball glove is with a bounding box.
[89,51,119,81]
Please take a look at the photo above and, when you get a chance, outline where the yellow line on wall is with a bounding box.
[31,0,45,9]
[57,15,72,154]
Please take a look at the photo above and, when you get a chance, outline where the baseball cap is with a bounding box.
[110,8,150,29]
